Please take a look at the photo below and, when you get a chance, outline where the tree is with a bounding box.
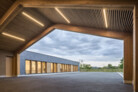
[107,64,113,69]
[119,58,123,69]
[80,64,92,69]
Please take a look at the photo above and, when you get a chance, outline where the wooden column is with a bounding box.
[133,4,138,92]
[124,34,133,84]
[12,53,20,76]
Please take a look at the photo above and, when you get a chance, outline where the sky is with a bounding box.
[27,29,124,67]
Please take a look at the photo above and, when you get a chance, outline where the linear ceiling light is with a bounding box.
[55,7,70,23]
[2,32,25,41]
[103,8,108,28]
[22,12,44,27]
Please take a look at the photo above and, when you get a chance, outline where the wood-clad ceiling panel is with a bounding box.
[59,8,105,29]
[0,0,16,18]
[37,7,133,32]
[0,8,53,52]
[106,9,133,32]
[4,8,52,40]
[37,8,67,24]
[0,35,25,51]
[0,5,133,52]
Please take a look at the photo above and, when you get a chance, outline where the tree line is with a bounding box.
[80,58,124,69]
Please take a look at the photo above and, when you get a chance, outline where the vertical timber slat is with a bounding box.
[124,34,133,83]
[133,4,138,92]
[12,53,20,76]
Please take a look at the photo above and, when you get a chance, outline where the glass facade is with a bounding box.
[42,62,46,73]
[60,64,62,72]
[61,64,64,72]
[31,61,36,73]
[25,60,30,74]
[37,62,42,73]
[51,63,54,73]
[73,65,78,72]
[25,60,78,74]
[54,63,57,73]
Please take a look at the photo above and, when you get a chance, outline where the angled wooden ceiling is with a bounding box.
[0,0,135,53]
[37,7,133,32]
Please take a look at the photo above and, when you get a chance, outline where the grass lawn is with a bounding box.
[80,69,123,72]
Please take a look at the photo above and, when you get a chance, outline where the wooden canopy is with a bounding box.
[0,0,134,53]
[1,0,138,92]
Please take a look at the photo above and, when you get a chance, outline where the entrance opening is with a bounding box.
[21,29,124,77]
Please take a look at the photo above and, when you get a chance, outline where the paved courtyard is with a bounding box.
[0,72,133,92]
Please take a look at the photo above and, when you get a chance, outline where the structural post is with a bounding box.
[133,4,138,92]
[12,53,20,76]
[124,34,133,84]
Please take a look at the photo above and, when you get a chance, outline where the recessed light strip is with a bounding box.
[2,32,25,41]
[22,12,44,27]
[55,7,70,23]
[103,8,108,28]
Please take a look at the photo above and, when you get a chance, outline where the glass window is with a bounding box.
[37,62,42,73]
[54,63,57,73]
[73,65,75,72]
[67,65,68,72]
[25,60,31,74]
[69,65,71,72]
[63,64,65,72]
[51,63,54,73]
[42,62,46,73]
[60,64,62,72]
[62,64,64,72]
[65,64,67,72]
[32,61,36,73]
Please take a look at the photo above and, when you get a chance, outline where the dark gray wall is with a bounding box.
[20,51,80,75]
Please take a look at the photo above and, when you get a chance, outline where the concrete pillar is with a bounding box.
[133,5,138,92]
[57,64,61,73]
[124,34,133,84]
[47,62,51,73]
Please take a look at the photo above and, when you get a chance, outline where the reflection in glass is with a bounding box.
[51,63,54,72]
[60,64,62,72]
[37,62,42,73]
[54,63,57,73]
[25,60,30,74]
[32,61,36,73]
[42,62,46,73]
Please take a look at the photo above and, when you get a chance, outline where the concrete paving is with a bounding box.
[0,72,133,92]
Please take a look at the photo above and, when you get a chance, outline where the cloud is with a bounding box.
[26,29,123,65]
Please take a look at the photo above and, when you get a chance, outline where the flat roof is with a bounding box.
[20,51,79,65]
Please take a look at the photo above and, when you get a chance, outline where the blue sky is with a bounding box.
[27,29,123,67]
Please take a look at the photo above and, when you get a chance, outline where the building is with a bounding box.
[20,51,79,75]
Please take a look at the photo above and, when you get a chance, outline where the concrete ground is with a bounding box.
[0,72,133,92]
